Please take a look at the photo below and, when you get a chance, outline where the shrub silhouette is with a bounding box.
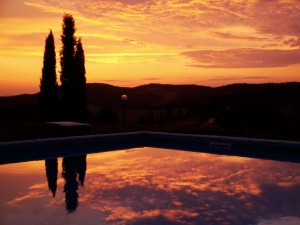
[96,107,118,124]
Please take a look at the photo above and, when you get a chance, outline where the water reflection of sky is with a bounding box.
[1,147,300,225]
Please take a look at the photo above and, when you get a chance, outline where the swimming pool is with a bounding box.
[1,147,300,225]
[1,132,300,164]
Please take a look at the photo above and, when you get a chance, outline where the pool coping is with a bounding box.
[0,131,300,164]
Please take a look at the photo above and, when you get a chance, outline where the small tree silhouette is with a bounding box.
[165,106,174,122]
[39,30,58,120]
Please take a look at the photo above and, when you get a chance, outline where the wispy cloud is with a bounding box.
[212,31,269,42]
[183,48,300,68]
[24,0,300,50]
[23,1,66,15]
[205,75,270,82]
[141,77,161,81]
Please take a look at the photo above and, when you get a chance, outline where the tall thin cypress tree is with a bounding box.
[74,38,87,118]
[60,14,87,120]
[60,14,76,118]
[39,30,58,120]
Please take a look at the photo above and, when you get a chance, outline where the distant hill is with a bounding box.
[86,82,300,109]
[0,82,299,121]
[0,82,299,109]
[86,83,213,108]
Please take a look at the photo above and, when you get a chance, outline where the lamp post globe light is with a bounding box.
[121,94,128,101]
[121,94,127,124]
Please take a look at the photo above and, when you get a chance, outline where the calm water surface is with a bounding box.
[1,147,300,225]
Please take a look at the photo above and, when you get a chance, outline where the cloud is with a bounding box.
[93,79,119,82]
[290,37,300,47]
[141,77,161,81]
[253,0,300,36]
[212,31,269,42]
[182,48,300,68]
[123,38,145,46]
[24,1,64,15]
[205,75,270,82]
[23,0,300,51]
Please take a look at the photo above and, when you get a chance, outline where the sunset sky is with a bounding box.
[0,0,300,95]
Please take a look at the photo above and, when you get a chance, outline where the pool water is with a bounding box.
[1,147,300,225]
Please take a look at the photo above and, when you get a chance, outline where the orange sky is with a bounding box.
[0,0,300,96]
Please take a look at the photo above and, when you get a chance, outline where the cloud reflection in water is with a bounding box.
[81,148,300,225]
[0,147,300,225]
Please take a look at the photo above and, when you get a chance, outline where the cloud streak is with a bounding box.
[25,0,300,50]
[183,48,300,68]
[205,75,270,82]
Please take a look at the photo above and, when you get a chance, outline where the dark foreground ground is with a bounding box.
[1,82,300,142]
[0,118,298,143]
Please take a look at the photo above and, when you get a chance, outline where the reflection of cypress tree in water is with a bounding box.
[62,155,87,214]
[76,155,87,186]
[45,158,58,197]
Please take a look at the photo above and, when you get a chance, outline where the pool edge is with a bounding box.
[1,131,300,164]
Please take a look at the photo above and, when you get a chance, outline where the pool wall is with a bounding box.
[0,131,300,164]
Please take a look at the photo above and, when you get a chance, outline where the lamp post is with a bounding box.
[121,94,127,124]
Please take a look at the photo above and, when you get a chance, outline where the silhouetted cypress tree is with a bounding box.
[75,154,87,186]
[74,38,87,119]
[60,14,76,118]
[39,30,58,119]
[62,155,87,213]
[62,157,79,214]
[45,158,58,197]
[60,14,87,120]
